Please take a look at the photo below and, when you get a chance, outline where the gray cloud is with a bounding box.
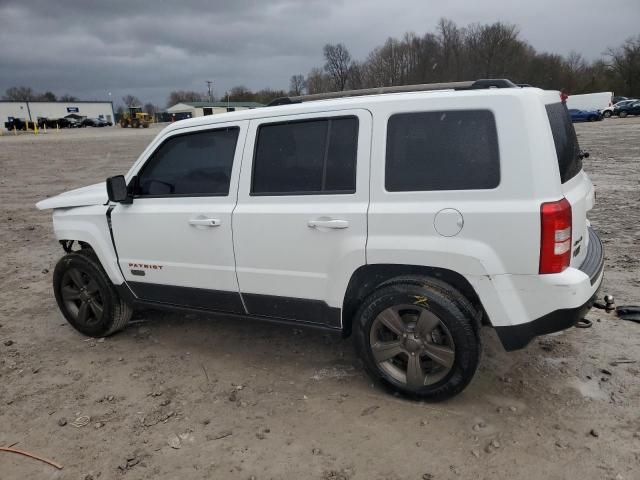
[1,0,638,106]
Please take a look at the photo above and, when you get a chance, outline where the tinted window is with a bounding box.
[545,103,582,183]
[251,117,358,195]
[386,110,500,191]
[137,127,239,196]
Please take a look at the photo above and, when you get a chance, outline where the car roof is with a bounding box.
[163,87,555,134]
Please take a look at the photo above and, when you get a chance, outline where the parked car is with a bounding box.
[4,118,27,131]
[82,118,108,127]
[600,99,638,118]
[569,109,603,122]
[36,79,604,400]
[612,95,628,104]
[613,101,640,118]
[68,118,84,128]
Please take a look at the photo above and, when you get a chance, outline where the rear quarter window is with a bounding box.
[546,102,582,183]
[385,110,500,192]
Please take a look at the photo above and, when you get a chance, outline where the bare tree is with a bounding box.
[143,103,158,115]
[347,62,363,90]
[3,86,37,101]
[122,94,142,107]
[166,90,204,107]
[289,74,306,96]
[59,94,79,102]
[436,18,464,80]
[606,35,640,96]
[306,67,330,94]
[38,91,57,101]
[465,22,522,78]
[228,86,254,101]
[323,43,352,90]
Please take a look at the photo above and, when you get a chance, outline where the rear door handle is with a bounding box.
[189,218,221,227]
[307,219,349,229]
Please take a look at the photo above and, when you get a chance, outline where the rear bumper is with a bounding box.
[578,226,604,285]
[494,227,604,351]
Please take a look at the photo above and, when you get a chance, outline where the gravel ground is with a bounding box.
[0,120,639,480]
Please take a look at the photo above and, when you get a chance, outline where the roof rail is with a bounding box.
[267,79,518,106]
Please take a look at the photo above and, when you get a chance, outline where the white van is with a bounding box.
[567,92,613,111]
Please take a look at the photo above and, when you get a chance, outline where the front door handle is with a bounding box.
[189,218,221,227]
[308,218,349,229]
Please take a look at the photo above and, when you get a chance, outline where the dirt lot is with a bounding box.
[1,120,639,480]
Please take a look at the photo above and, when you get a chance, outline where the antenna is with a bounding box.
[206,80,213,102]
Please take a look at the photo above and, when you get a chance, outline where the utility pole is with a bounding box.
[206,80,213,102]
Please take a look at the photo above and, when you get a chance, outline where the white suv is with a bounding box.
[37,79,604,400]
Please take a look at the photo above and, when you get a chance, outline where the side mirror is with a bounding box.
[106,175,131,203]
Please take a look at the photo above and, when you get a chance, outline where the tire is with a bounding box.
[619,110,628,118]
[53,251,132,337]
[353,276,481,400]
[603,111,611,118]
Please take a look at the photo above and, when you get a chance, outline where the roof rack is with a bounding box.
[267,79,518,106]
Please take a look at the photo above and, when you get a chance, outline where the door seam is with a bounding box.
[231,120,250,315]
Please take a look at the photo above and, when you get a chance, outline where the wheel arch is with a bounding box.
[341,264,488,337]
[52,206,124,285]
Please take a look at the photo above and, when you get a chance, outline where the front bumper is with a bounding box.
[495,227,604,351]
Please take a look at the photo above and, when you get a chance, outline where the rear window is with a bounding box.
[385,110,500,192]
[546,102,582,183]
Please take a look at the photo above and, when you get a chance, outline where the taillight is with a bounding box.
[539,198,572,274]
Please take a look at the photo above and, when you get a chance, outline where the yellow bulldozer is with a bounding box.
[120,106,152,128]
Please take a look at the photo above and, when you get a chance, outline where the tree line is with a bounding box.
[292,19,640,98]
[2,86,80,102]
[3,19,639,110]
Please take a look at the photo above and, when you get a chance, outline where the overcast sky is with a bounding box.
[1,0,638,107]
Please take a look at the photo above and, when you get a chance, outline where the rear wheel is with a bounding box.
[53,251,132,337]
[354,277,481,400]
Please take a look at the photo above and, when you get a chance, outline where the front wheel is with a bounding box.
[53,251,132,337]
[603,111,612,118]
[353,277,480,400]
[619,111,628,118]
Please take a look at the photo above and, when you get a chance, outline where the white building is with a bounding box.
[166,101,263,119]
[0,100,115,125]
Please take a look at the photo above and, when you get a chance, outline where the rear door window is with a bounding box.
[385,110,500,191]
[546,102,582,183]
[251,116,358,195]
